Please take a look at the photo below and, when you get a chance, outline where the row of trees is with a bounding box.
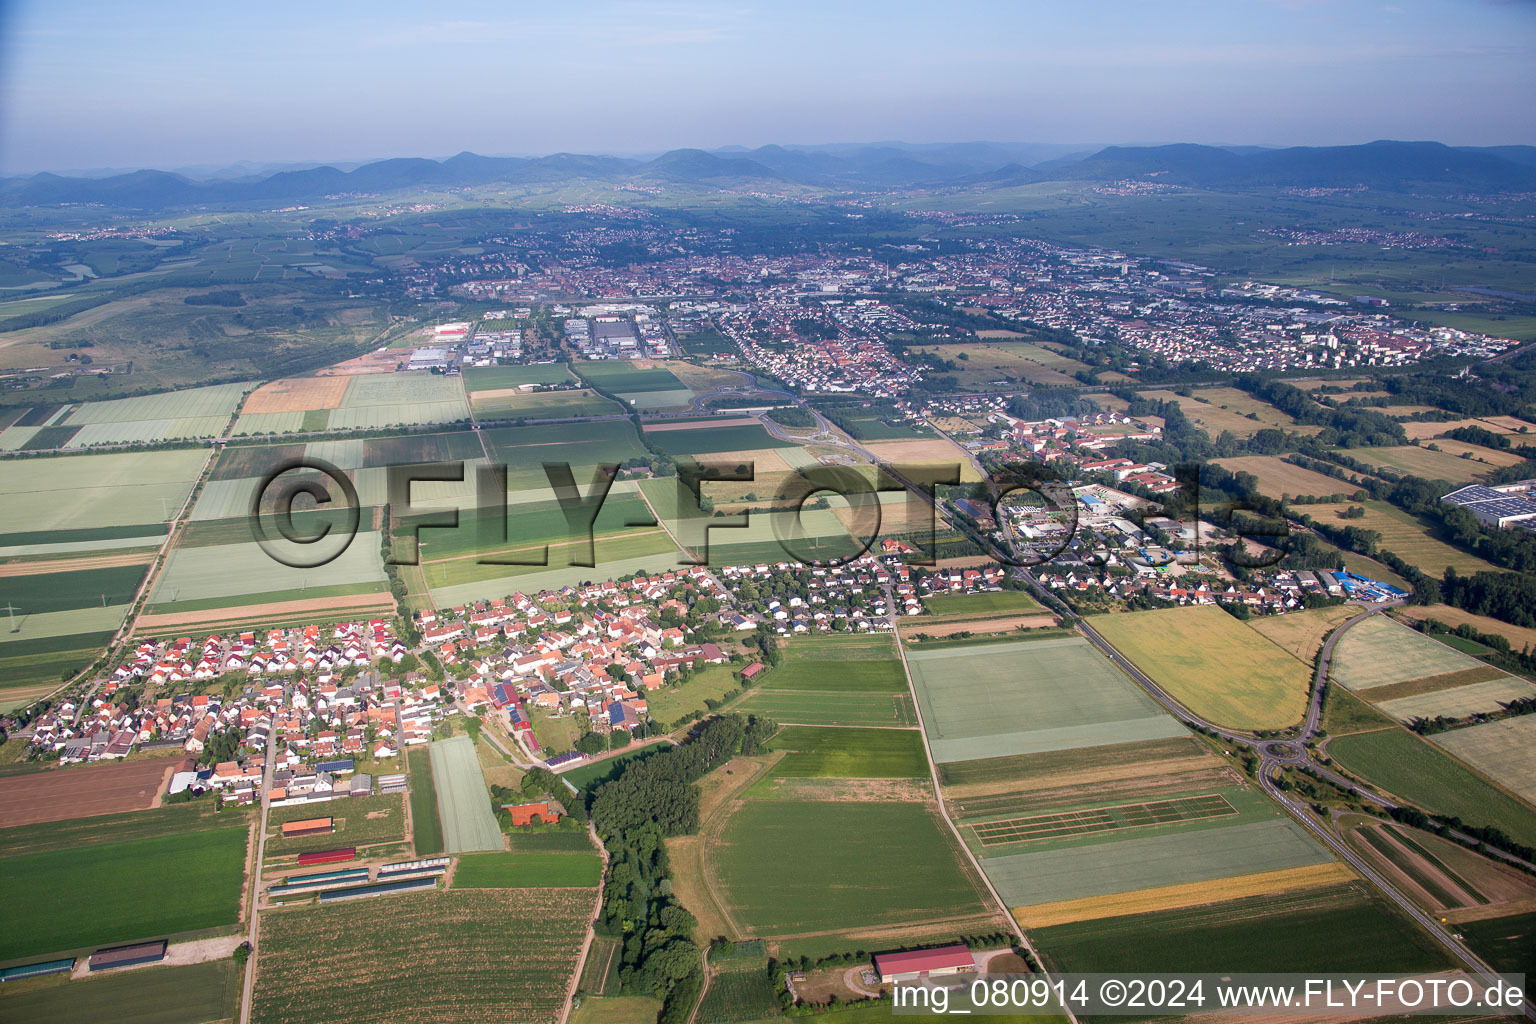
[588,713,778,1024]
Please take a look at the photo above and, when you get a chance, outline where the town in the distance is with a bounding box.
[5,60,1536,1024]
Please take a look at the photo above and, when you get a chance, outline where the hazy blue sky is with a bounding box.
[1,0,1533,174]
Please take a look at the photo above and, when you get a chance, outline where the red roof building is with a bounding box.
[873,944,975,983]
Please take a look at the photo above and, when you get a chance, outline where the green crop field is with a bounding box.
[266,794,406,855]
[921,590,1041,618]
[149,534,387,606]
[907,637,1187,763]
[452,850,603,888]
[644,423,797,456]
[0,959,240,1024]
[696,965,783,1024]
[0,563,148,616]
[251,888,592,1024]
[1459,911,1536,977]
[428,735,505,854]
[1034,883,1448,974]
[980,817,1332,907]
[768,726,928,778]
[772,634,908,691]
[0,825,247,961]
[713,799,990,936]
[1430,716,1536,804]
[1090,606,1311,731]
[936,736,1208,789]
[1331,616,1485,690]
[0,450,205,532]
[0,800,245,858]
[408,747,444,856]
[1328,728,1536,848]
[572,360,685,393]
[560,743,668,792]
[464,364,576,391]
[362,430,486,466]
[414,494,655,561]
[733,689,916,728]
[472,388,620,419]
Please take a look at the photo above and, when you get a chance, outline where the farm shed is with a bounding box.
[296,847,356,867]
[281,816,334,838]
[88,940,168,972]
[873,944,975,983]
[0,958,75,982]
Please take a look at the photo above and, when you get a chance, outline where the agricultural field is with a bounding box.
[1211,455,1366,499]
[251,888,592,1024]
[1459,911,1536,977]
[408,747,444,856]
[1341,444,1514,484]
[1344,819,1536,918]
[0,755,182,828]
[464,364,577,390]
[1139,387,1314,440]
[919,589,1041,620]
[0,449,205,535]
[147,533,388,608]
[859,437,985,482]
[1090,605,1312,731]
[1327,728,1536,848]
[1396,604,1536,652]
[696,964,782,1024]
[470,387,620,419]
[912,341,1092,387]
[643,419,798,457]
[980,814,1332,909]
[452,849,603,888]
[1430,717,1536,803]
[265,793,406,856]
[1373,674,1536,724]
[767,726,928,779]
[712,798,994,938]
[1247,603,1362,662]
[1331,615,1486,690]
[1033,882,1448,974]
[571,359,686,393]
[0,959,240,1024]
[51,381,249,448]
[906,637,1186,763]
[428,735,505,854]
[0,824,248,961]
[1307,500,1498,576]
[733,634,915,728]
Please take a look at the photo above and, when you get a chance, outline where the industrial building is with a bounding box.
[1441,480,1536,530]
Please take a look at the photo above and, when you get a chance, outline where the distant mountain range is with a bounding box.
[5,140,1535,210]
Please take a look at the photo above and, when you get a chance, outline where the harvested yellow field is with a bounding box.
[1013,862,1356,928]
[1213,456,1366,499]
[862,438,983,482]
[1394,605,1536,652]
[1140,387,1320,439]
[1091,605,1311,731]
[243,375,349,414]
[1248,604,1363,662]
[1344,445,1508,484]
[1308,501,1497,577]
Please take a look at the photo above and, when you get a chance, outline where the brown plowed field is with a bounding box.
[0,755,187,828]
